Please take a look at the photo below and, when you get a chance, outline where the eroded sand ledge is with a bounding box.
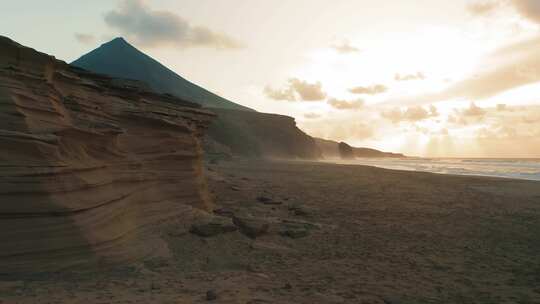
[0,36,215,274]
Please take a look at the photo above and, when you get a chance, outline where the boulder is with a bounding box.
[257,196,283,205]
[280,227,310,239]
[190,216,238,237]
[233,216,270,239]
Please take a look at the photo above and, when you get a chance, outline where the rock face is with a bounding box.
[206,109,322,159]
[338,142,355,159]
[0,36,215,274]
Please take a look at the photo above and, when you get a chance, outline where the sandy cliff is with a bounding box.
[0,36,215,274]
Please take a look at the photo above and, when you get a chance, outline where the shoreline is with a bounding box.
[314,157,540,182]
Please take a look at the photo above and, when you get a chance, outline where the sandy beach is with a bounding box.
[2,159,540,303]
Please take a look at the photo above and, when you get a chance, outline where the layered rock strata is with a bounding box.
[0,36,215,274]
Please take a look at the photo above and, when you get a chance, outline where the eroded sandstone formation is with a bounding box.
[0,36,215,274]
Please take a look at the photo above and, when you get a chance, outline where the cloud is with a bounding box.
[289,78,327,101]
[477,125,518,139]
[331,41,361,54]
[327,98,364,110]
[395,72,426,81]
[403,106,433,121]
[511,0,540,23]
[468,0,540,23]
[462,102,487,117]
[383,35,540,106]
[497,103,508,111]
[381,105,439,123]
[467,1,501,15]
[263,86,296,101]
[264,78,327,102]
[349,84,388,95]
[447,103,488,126]
[104,0,243,49]
[304,113,322,119]
[380,108,404,124]
[74,33,96,45]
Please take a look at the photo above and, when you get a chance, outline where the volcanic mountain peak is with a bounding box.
[71,37,253,112]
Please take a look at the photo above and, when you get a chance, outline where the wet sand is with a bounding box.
[3,159,540,303]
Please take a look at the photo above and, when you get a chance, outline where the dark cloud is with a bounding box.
[331,41,361,54]
[74,33,96,45]
[264,78,327,102]
[327,98,364,110]
[395,72,426,81]
[104,0,243,49]
[349,84,388,95]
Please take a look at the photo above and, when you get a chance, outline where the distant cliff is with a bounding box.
[338,142,355,159]
[315,138,405,159]
[206,109,321,159]
[0,36,215,274]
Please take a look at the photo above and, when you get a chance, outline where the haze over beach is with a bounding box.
[1,1,540,303]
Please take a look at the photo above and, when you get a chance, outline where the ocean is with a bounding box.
[328,158,540,181]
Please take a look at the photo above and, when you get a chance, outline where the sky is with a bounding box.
[2,0,540,157]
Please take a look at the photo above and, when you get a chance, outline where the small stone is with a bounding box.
[230,185,241,191]
[256,196,271,203]
[213,207,235,218]
[383,297,400,304]
[256,196,282,205]
[288,205,309,216]
[190,216,237,237]
[206,290,218,301]
[233,216,270,239]
[280,228,309,239]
